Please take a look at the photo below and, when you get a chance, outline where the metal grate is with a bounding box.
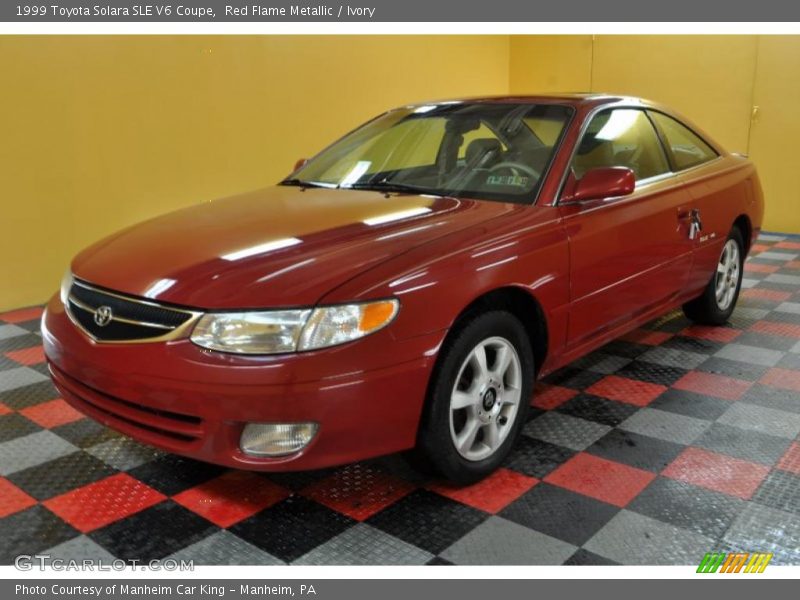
[66,279,200,342]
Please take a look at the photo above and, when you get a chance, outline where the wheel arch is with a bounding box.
[733,214,753,254]
[448,285,549,378]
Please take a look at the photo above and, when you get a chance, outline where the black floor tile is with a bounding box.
[500,482,619,546]
[0,506,78,564]
[91,501,215,562]
[127,454,225,496]
[230,495,354,563]
[367,490,487,555]
[8,451,117,500]
[628,477,746,540]
[586,429,685,473]
[503,435,575,479]
[556,393,638,427]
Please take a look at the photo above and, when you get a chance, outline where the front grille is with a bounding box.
[67,279,200,342]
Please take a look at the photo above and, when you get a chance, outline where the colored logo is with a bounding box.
[697,552,773,573]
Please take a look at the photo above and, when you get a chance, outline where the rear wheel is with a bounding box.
[414,311,533,484]
[682,227,745,325]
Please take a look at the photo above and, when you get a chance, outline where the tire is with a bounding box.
[414,311,534,485]
[682,227,745,326]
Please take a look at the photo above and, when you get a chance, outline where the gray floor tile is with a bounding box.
[87,437,165,471]
[294,523,432,565]
[167,530,285,566]
[441,516,577,565]
[717,403,800,439]
[756,251,799,261]
[523,412,611,451]
[0,367,49,393]
[584,509,714,565]
[0,430,77,476]
[776,301,800,315]
[766,273,800,285]
[639,347,709,370]
[43,535,117,562]
[722,503,800,565]
[0,324,30,340]
[619,408,710,445]
[713,343,785,367]
[694,422,792,466]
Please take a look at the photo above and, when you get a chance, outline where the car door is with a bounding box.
[648,110,729,295]
[559,108,696,348]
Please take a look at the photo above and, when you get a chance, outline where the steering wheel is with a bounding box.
[487,161,540,182]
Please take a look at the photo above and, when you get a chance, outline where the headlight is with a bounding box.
[190,299,399,354]
[60,270,74,305]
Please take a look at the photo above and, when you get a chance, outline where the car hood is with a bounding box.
[72,185,516,309]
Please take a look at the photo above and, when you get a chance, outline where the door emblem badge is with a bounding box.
[94,306,114,327]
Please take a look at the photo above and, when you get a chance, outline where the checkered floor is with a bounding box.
[1,234,799,566]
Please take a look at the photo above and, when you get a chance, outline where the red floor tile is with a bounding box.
[0,477,37,519]
[4,346,46,366]
[680,325,742,343]
[619,329,673,346]
[750,320,800,339]
[663,447,770,500]
[44,473,166,533]
[750,243,770,253]
[672,371,752,401]
[786,260,800,270]
[0,306,43,324]
[760,367,800,392]
[776,443,800,476]
[532,383,578,410]
[586,375,667,407]
[427,468,537,514]
[775,241,800,250]
[741,288,792,302]
[744,262,780,274]
[301,464,416,521]
[173,471,290,528]
[545,453,655,507]
[20,398,84,429]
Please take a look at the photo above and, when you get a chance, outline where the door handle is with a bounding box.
[677,208,702,240]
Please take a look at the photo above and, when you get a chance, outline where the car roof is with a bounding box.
[406,94,646,109]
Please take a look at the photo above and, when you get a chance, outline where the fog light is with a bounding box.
[240,422,318,457]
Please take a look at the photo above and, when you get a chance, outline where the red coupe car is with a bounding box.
[42,95,763,483]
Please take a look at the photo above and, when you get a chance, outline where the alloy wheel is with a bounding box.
[715,239,741,311]
[448,336,522,461]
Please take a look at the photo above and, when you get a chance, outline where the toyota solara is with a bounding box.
[42,95,764,483]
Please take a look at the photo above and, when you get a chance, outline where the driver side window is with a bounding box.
[572,109,669,181]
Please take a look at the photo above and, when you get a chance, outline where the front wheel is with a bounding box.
[415,311,533,484]
[682,227,745,325]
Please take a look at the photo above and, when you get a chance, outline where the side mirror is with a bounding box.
[562,167,635,203]
[293,158,308,172]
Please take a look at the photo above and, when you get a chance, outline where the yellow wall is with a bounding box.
[0,36,510,311]
[3,35,800,311]
[749,37,800,235]
[510,35,800,234]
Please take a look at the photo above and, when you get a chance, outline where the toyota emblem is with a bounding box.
[94,306,114,327]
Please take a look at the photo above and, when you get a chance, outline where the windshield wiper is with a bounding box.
[280,178,331,189]
[346,181,440,196]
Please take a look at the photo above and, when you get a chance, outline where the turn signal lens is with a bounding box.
[240,422,318,457]
[298,299,399,351]
[359,300,398,332]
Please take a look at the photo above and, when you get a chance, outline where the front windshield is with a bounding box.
[286,102,573,204]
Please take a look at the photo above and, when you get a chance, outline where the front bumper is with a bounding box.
[42,295,441,471]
